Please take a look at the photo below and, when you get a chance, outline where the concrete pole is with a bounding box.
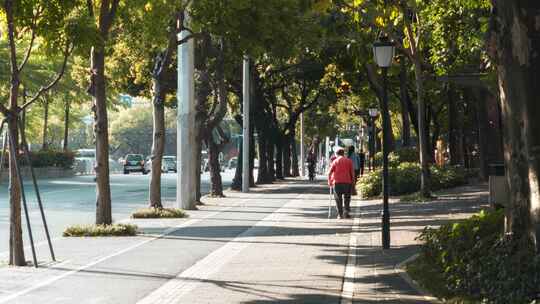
[300,112,305,177]
[242,56,250,193]
[177,10,197,210]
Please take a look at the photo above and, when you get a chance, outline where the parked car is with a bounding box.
[162,156,177,173]
[144,155,177,173]
[74,149,96,174]
[123,154,148,174]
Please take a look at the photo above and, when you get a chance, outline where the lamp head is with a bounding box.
[372,37,395,68]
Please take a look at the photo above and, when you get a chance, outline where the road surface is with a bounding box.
[0,170,235,255]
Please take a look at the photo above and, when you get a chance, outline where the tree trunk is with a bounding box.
[148,25,176,208]
[290,130,300,177]
[426,104,434,159]
[231,140,243,190]
[413,59,431,196]
[88,0,119,225]
[399,58,411,147]
[472,89,489,181]
[208,138,224,196]
[431,110,441,163]
[406,90,419,138]
[8,117,25,266]
[267,135,275,182]
[63,98,70,151]
[447,85,461,165]
[8,74,25,266]
[365,63,396,151]
[491,0,540,250]
[90,46,112,225]
[195,132,202,202]
[256,133,269,184]
[42,97,49,150]
[275,137,284,179]
[206,43,229,195]
[149,74,166,208]
[283,135,292,177]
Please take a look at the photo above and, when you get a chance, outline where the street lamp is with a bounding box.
[372,36,395,250]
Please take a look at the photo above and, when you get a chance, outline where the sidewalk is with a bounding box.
[0,179,488,303]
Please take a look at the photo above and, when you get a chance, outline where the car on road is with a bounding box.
[144,155,177,173]
[74,149,96,174]
[162,156,177,173]
[123,154,148,174]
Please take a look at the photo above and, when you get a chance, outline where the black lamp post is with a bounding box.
[373,36,395,250]
[368,108,379,171]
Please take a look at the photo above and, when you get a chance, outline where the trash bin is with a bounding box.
[488,163,509,208]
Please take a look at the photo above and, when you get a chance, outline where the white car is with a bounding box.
[74,149,96,174]
[162,156,177,173]
[145,155,177,173]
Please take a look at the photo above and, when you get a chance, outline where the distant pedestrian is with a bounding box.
[307,149,317,181]
[347,146,361,182]
[328,147,354,219]
[359,149,366,176]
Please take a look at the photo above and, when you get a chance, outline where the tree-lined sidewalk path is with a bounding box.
[0,180,486,303]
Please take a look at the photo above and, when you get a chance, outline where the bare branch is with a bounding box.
[21,43,74,111]
[18,27,36,72]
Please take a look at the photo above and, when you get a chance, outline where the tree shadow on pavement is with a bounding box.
[140,225,353,240]
[240,293,341,304]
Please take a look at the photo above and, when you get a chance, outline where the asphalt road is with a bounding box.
[0,170,235,255]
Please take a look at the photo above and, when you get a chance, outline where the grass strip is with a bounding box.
[131,207,188,219]
[63,223,138,237]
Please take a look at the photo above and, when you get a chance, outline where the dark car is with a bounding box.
[123,154,148,174]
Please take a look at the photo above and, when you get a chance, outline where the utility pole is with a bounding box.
[300,112,305,177]
[242,56,250,193]
[177,10,197,209]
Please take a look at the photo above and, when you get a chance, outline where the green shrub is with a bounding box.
[357,162,466,198]
[131,207,188,219]
[63,223,138,237]
[412,209,540,303]
[18,150,75,169]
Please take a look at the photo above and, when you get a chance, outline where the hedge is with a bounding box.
[357,162,466,198]
[410,209,540,303]
[18,150,75,169]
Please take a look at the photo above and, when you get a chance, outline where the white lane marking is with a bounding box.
[340,200,361,304]
[136,192,304,304]
[0,193,263,304]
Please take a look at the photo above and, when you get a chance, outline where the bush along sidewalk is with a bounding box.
[357,162,466,199]
[131,207,188,219]
[63,223,138,237]
[407,209,540,304]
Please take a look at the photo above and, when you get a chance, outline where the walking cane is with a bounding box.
[328,186,334,218]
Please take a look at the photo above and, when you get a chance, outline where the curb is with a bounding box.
[394,253,441,303]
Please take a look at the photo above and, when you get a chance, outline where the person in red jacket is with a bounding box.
[328,147,355,219]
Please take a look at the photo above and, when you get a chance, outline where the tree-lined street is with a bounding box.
[0,179,486,304]
[1,0,540,302]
